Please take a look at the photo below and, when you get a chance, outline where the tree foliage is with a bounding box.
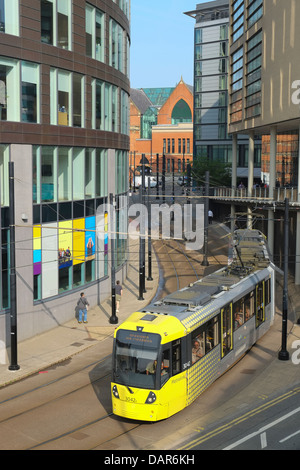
[191,157,232,187]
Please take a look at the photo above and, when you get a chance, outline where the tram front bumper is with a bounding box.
[111,384,168,422]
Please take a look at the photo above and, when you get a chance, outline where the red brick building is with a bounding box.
[130,78,193,176]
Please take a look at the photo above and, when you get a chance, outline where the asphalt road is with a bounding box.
[179,385,300,450]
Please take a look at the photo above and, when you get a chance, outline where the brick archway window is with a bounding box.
[171,99,192,124]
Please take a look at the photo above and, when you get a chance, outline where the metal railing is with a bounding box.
[211,186,300,204]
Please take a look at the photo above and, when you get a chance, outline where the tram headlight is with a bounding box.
[145,391,156,404]
[112,385,119,398]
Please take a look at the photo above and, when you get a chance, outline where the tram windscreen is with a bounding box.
[113,330,161,388]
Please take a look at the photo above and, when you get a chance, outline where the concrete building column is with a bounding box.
[231,134,237,232]
[295,125,300,284]
[247,132,254,228]
[268,126,277,256]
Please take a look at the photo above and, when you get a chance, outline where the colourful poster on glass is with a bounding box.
[33,225,41,275]
[85,216,96,261]
[58,220,73,269]
[73,218,85,266]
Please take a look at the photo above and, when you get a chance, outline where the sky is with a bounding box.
[130,0,207,89]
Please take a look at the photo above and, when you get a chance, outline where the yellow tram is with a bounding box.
[111,230,275,421]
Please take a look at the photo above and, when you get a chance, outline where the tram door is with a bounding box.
[221,303,233,358]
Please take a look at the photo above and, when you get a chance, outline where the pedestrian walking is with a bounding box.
[115,280,123,312]
[208,209,213,224]
[77,292,89,323]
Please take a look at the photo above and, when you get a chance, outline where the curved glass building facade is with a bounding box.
[0,0,130,346]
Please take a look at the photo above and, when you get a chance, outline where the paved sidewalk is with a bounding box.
[0,237,160,388]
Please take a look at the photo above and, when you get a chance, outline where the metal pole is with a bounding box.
[156,153,159,200]
[8,162,20,371]
[162,154,166,203]
[202,170,209,267]
[109,193,118,324]
[278,198,289,360]
[133,151,136,192]
[138,179,144,300]
[142,156,146,293]
[172,159,175,202]
[147,177,153,280]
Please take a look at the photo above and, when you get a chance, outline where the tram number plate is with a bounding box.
[126,396,137,403]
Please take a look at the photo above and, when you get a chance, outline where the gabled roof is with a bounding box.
[131,78,194,114]
[130,88,152,114]
[142,87,175,108]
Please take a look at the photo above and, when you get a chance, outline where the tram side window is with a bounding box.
[172,339,181,376]
[191,316,219,364]
[244,291,255,321]
[256,281,264,327]
[161,349,170,386]
[222,304,232,357]
[265,278,271,306]
[206,316,219,352]
[192,329,204,364]
[233,297,245,330]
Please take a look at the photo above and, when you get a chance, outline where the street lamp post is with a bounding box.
[278,197,289,361]
[109,193,118,324]
[8,162,20,371]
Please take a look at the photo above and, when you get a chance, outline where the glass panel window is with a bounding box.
[59,266,71,292]
[85,148,95,199]
[72,148,85,200]
[41,146,56,202]
[232,0,244,43]
[21,62,40,123]
[86,4,105,61]
[95,149,107,197]
[109,19,125,73]
[57,0,70,49]
[72,73,83,128]
[41,0,53,44]
[96,9,104,62]
[0,0,19,36]
[0,144,9,207]
[121,90,129,135]
[51,69,83,127]
[41,0,72,50]
[93,79,103,130]
[0,57,20,122]
[112,85,118,132]
[115,150,128,195]
[58,70,70,126]
[58,147,71,201]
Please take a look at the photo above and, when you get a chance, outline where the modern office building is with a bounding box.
[0,0,130,353]
[185,0,261,183]
[227,0,300,282]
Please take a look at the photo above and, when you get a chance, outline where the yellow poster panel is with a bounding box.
[58,220,73,268]
[33,225,41,251]
[73,218,85,266]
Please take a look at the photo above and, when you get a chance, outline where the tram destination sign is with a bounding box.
[117,330,160,348]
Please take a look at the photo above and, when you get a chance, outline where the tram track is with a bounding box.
[0,227,229,450]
